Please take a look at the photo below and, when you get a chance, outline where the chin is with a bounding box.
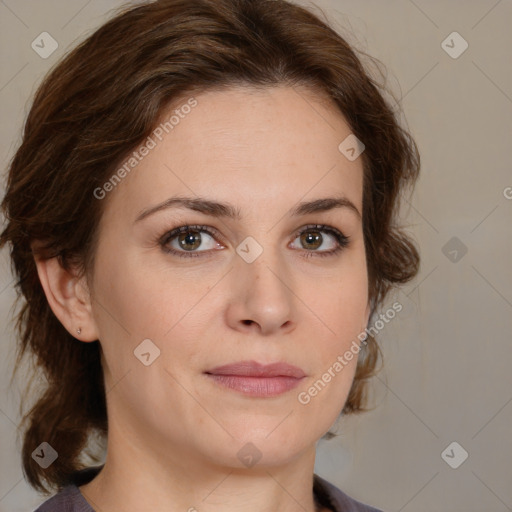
[204,427,313,469]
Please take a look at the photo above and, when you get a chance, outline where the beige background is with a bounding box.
[1,1,511,511]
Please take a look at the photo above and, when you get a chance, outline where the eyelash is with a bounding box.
[158,224,350,259]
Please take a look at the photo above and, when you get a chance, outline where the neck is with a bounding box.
[79,421,325,512]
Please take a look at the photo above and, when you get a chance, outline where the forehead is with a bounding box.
[101,85,364,221]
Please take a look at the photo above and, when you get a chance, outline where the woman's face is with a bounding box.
[87,85,370,471]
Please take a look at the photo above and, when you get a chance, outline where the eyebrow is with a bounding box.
[134,195,361,223]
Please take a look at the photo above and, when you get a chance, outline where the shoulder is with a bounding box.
[33,484,94,512]
[33,465,102,511]
[314,473,384,512]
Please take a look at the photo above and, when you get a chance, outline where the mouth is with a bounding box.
[204,360,306,397]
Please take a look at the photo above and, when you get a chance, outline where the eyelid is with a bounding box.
[290,223,347,241]
[159,224,224,245]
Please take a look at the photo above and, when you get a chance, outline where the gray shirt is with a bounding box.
[33,466,383,512]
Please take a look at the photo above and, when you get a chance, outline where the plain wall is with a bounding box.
[0,1,511,511]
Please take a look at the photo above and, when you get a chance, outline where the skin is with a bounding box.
[35,85,370,512]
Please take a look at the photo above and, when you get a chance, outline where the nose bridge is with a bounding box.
[238,235,290,297]
[230,234,295,333]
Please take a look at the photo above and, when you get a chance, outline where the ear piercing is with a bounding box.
[77,327,82,335]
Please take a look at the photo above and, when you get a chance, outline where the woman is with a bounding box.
[0,0,420,510]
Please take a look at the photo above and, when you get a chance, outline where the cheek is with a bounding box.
[319,259,369,338]
[91,251,217,375]
[92,250,183,335]
[306,254,368,395]
[299,285,366,423]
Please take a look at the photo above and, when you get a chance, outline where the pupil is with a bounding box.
[303,231,321,249]
[180,231,200,250]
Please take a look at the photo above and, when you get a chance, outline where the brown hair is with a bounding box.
[0,0,420,494]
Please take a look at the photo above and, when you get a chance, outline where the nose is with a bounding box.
[225,250,296,336]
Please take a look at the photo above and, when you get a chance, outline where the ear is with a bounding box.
[32,252,99,342]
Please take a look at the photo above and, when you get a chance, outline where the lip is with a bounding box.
[206,360,306,378]
[205,360,306,397]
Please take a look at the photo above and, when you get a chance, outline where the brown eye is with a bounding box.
[160,225,224,258]
[300,230,323,250]
[290,224,350,258]
[177,230,202,251]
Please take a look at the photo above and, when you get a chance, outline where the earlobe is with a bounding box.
[33,254,98,342]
